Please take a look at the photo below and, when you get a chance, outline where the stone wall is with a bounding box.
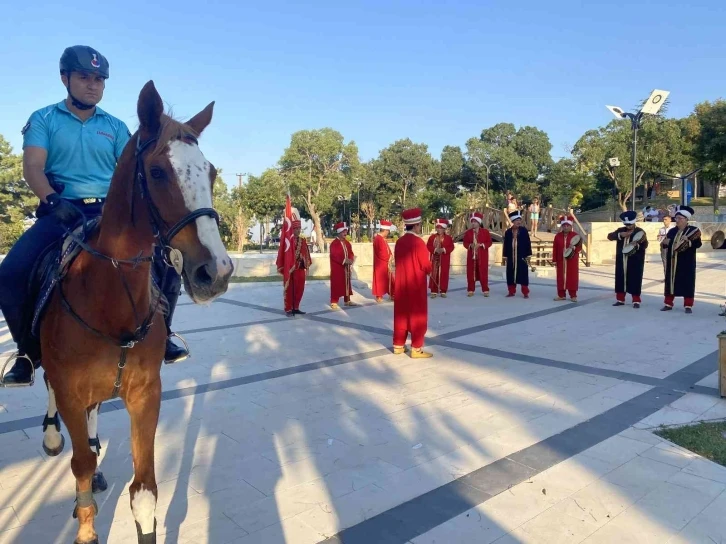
[228,241,505,283]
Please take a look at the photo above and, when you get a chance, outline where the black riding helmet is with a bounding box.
[59,45,109,110]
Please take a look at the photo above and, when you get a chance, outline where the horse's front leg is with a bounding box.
[87,403,108,493]
[42,371,65,456]
[127,377,161,544]
[53,392,100,544]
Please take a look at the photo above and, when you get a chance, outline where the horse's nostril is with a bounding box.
[194,264,213,286]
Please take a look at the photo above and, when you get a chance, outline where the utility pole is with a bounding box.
[235,173,246,253]
[471,156,498,207]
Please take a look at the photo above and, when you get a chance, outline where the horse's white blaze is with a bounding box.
[131,485,156,534]
[87,405,99,447]
[43,383,63,451]
[167,140,232,277]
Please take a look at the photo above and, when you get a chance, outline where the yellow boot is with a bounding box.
[376,297,383,304]
[330,303,340,310]
[411,347,433,359]
[441,293,447,298]
[393,345,406,355]
[430,293,437,299]
[467,291,474,297]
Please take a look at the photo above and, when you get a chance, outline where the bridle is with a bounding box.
[134,134,219,248]
[58,132,219,398]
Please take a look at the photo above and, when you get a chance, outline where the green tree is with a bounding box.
[571,116,689,211]
[440,145,465,194]
[279,128,359,245]
[465,123,553,204]
[211,170,248,251]
[693,99,726,212]
[357,161,382,239]
[542,159,591,209]
[0,135,35,252]
[243,168,286,247]
[374,138,438,220]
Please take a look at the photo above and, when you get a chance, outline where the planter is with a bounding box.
[719,333,726,398]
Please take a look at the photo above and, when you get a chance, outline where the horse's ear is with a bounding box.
[137,80,163,133]
[187,102,214,136]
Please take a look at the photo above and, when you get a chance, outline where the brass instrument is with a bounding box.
[471,230,479,260]
[563,234,581,260]
[673,226,701,254]
[711,230,726,250]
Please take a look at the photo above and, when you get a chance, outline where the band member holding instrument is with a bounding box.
[657,215,675,277]
[462,212,492,297]
[503,210,532,298]
[607,210,648,308]
[553,215,582,302]
[427,218,454,298]
[330,222,358,310]
[393,208,433,358]
[661,205,701,313]
[276,218,312,316]
[372,220,395,303]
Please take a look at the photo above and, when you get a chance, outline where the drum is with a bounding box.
[673,226,701,253]
[563,234,581,259]
[622,230,645,256]
[711,230,726,250]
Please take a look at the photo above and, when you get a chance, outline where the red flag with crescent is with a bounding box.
[282,194,295,294]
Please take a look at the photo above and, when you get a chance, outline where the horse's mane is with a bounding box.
[149,113,199,159]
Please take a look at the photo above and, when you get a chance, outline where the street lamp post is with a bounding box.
[608,157,620,221]
[606,89,669,212]
[356,180,362,242]
[471,156,498,207]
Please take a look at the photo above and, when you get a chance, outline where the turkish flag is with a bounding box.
[281,195,295,291]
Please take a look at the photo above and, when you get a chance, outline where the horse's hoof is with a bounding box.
[92,471,108,494]
[136,520,157,543]
[42,433,65,457]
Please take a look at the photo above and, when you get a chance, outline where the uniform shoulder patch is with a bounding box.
[21,121,30,136]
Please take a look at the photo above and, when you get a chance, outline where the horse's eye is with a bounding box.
[150,167,165,180]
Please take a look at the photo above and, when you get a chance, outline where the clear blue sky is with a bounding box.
[2,0,724,188]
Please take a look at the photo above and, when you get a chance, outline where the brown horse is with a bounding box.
[39,81,232,544]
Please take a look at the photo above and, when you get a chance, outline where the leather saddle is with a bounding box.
[29,218,101,338]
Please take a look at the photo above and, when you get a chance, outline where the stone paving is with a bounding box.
[0,254,725,543]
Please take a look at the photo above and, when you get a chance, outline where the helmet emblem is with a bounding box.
[91,54,100,68]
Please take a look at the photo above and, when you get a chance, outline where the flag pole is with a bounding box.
[289,192,296,317]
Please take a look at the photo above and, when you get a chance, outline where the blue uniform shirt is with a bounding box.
[22,100,131,200]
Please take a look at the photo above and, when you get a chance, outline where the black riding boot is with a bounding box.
[161,270,189,364]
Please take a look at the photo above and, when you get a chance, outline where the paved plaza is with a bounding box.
[1,255,726,543]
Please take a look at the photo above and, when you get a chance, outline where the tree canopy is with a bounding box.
[1,92,724,251]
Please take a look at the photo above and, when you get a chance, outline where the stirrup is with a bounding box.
[164,332,190,364]
[0,352,35,388]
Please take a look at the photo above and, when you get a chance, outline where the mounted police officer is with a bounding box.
[0,45,189,387]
